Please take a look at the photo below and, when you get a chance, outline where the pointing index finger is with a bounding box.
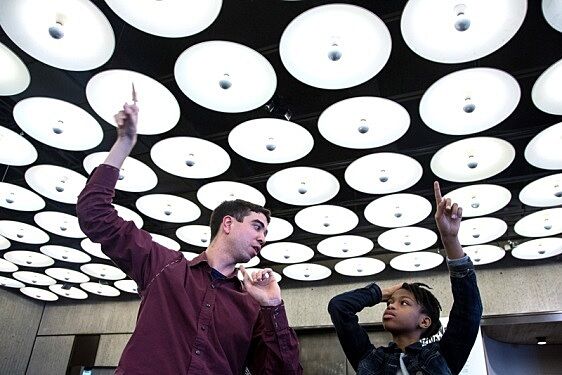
[131,82,137,104]
[434,181,442,205]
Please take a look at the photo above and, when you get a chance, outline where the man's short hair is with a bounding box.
[401,282,443,339]
[209,199,271,240]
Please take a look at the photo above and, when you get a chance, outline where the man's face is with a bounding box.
[228,211,268,263]
[382,288,428,335]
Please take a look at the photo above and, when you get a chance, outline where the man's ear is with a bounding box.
[419,315,431,330]
[222,215,233,235]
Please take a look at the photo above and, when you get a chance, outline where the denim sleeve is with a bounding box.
[327,283,380,371]
[439,255,483,375]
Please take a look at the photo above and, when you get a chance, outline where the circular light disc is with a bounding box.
[0,42,30,95]
[25,165,87,204]
[151,137,230,179]
[519,173,562,207]
[0,182,45,211]
[14,97,103,151]
[86,69,180,134]
[0,125,37,166]
[20,286,58,301]
[13,271,56,286]
[459,217,507,245]
[34,211,85,238]
[80,263,126,281]
[364,194,432,228]
[390,252,444,272]
[40,245,91,264]
[525,122,562,170]
[104,0,222,38]
[266,217,293,242]
[0,0,115,70]
[4,250,54,267]
[443,184,511,217]
[431,137,515,182]
[318,97,410,149]
[80,282,120,297]
[0,221,49,244]
[49,284,88,299]
[45,268,90,283]
[80,238,109,260]
[334,257,386,277]
[0,258,17,272]
[267,167,339,206]
[420,68,520,135]
[463,245,505,265]
[176,225,211,248]
[543,0,562,33]
[346,153,423,194]
[282,263,331,281]
[229,118,313,163]
[295,205,358,235]
[512,237,562,260]
[0,276,25,288]
[401,0,527,63]
[83,152,157,193]
[0,234,10,250]
[114,279,139,294]
[175,41,277,113]
[317,235,374,258]
[279,4,391,89]
[260,242,314,264]
[532,58,562,115]
[514,208,562,237]
[136,194,200,223]
[378,227,438,253]
[197,181,266,210]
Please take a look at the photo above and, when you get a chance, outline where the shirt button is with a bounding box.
[195,350,201,355]
[201,326,206,331]
[211,284,216,289]
[416,372,422,375]
[206,303,211,308]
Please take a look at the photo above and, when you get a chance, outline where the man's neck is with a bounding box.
[205,242,236,277]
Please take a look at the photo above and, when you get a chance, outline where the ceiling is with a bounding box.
[0,0,561,301]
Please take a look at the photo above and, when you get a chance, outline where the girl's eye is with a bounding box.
[401,301,409,306]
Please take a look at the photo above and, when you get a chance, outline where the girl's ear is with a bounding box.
[419,315,431,329]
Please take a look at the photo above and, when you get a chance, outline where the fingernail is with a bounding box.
[452,215,457,219]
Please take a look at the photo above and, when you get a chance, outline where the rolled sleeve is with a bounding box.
[447,254,475,278]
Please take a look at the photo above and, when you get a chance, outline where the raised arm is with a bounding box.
[76,86,179,291]
[434,181,483,374]
[327,282,401,371]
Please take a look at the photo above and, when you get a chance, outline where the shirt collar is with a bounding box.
[189,251,241,282]
[386,341,423,354]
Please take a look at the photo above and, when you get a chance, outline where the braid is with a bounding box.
[401,282,443,338]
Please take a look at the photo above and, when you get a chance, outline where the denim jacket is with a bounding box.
[328,256,483,375]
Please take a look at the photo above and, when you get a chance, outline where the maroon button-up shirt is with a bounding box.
[77,164,303,374]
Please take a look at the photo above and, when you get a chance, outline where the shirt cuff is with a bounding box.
[87,164,120,186]
[261,302,290,332]
[446,254,475,277]
[366,282,383,306]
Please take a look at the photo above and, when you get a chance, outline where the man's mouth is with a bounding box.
[252,245,260,254]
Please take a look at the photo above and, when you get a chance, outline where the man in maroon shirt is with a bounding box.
[76,89,303,374]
